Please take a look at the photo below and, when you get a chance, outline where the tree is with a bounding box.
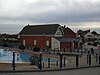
[92,31,98,35]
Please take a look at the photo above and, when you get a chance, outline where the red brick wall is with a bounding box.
[60,42,71,49]
[60,42,78,52]
[63,27,76,38]
[20,36,51,49]
[60,42,71,52]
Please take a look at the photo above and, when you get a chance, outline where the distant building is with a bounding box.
[0,34,19,47]
[77,30,100,50]
[19,24,79,52]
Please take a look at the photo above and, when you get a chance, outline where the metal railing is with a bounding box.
[0,48,100,71]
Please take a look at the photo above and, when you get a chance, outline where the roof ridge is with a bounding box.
[19,24,61,35]
[26,24,60,27]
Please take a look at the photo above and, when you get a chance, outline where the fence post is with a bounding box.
[87,51,90,64]
[12,51,15,70]
[87,54,89,64]
[56,60,58,66]
[89,53,91,66]
[76,54,79,67]
[48,58,50,68]
[64,56,66,67]
[99,54,100,65]
[70,42,72,53]
[43,49,44,52]
[64,48,65,52]
[60,52,63,69]
[42,61,44,68]
[96,53,98,62]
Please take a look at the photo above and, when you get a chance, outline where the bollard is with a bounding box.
[60,52,63,69]
[70,42,72,53]
[96,54,98,62]
[99,54,100,65]
[43,49,44,52]
[64,56,66,67]
[89,53,91,66]
[76,54,79,67]
[12,52,15,70]
[38,52,42,70]
[48,58,50,68]
[56,60,58,66]
[42,61,44,68]
[87,51,90,64]
[64,48,65,52]
[70,49,72,53]
[87,54,89,64]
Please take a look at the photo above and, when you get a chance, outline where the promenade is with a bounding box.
[0,47,100,71]
[0,67,100,75]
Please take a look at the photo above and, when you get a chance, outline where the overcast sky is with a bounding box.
[0,0,100,34]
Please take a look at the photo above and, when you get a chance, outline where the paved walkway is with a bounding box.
[0,67,100,75]
[0,47,100,71]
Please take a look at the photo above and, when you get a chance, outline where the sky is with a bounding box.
[0,0,100,34]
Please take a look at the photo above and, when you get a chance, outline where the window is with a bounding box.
[87,35,93,37]
[88,43,91,45]
[34,40,36,45]
[23,40,25,46]
[46,40,49,46]
[93,42,97,46]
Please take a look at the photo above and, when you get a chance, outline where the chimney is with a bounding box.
[63,25,66,28]
[27,24,29,26]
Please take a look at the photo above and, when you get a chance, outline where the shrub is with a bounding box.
[19,44,25,49]
[3,43,8,47]
[33,46,40,52]
[29,54,39,65]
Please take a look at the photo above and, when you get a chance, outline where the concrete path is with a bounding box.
[0,67,100,75]
[0,47,100,71]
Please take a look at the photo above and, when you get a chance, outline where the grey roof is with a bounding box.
[19,24,60,35]
[55,37,80,42]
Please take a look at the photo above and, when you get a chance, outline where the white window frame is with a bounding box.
[46,40,49,46]
[23,40,25,46]
[34,40,37,45]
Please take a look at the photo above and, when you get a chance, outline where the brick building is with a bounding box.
[19,24,79,52]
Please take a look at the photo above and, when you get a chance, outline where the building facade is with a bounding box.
[19,24,79,52]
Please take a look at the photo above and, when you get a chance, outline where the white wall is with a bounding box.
[84,32,95,38]
[51,37,60,50]
[54,26,63,37]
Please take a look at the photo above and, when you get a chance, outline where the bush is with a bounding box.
[3,43,8,47]
[19,44,25,49]
[33,46,40,52]
[29,54,39,65]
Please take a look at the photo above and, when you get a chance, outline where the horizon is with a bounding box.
[0,23,100,34]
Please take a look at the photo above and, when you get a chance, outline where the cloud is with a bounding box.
[0,0,100,33]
